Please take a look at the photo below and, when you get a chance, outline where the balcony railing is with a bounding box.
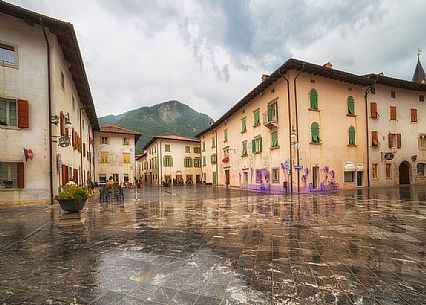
[263,111,278,129]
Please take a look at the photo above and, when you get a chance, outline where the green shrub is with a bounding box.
[58,185,91,204]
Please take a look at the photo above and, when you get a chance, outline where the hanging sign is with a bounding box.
[384,153,394,161]
[294,165,303,170]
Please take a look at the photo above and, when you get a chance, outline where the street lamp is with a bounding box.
[50,112,73,147]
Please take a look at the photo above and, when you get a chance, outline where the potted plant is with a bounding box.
[56,184,91,213]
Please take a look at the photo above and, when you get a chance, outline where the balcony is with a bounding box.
[263,111,278,129]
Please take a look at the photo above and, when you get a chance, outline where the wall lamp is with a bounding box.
[50,112,73,129]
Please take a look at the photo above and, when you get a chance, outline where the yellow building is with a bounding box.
[198,58,426,193]
[94,126,141,186]
[140,135,202,186]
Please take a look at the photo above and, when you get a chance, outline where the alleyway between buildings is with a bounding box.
[0,186,424,304]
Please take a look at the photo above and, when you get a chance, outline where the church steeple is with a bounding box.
[412,49,426,83]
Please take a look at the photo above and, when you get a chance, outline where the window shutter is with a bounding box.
[397,133,401,148]
[61,164,67,186]
[390,106,396,120]
[170,157,173,167]
[17,162,24,189]
[60,112,65,136]
[310,89,318,109]
[72,128,75,145]
[371,131,378,146]
[17,100,29,128]
[107,137,110,145]
[347,96,354,115]
[388,133,392,148]
[190,158,193,167]
[252,139,256,153]
[267,104,273,122]
[370,102,377,118]
[411,109,417,122]
[259,137,262,152]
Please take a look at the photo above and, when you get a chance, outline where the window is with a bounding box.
[165,144,171,152]
[370,87,376,94]
[164,156,173,167]
[0,42,16,66]
[253,109,260,126]
[124,174,129,183]
[100,151,108,163]
[271,130,278,148]
[0,98,17,126]
[311,122,320,143]
[185,146,191,153]
[419,134,426,150]
[123,153,131,163]
[420,95,425,102]
[390,106,397,120]
[272,168,280,183]
[202,156,206,166]
[252,136,262,153]
[417,163,425,176]
[241,117,247,133]
[370,102,378,119]
[347,96,355,115]
[344,171,355,183]
[371,131,379,146]
[184,157,193,167]
[194,147,201,154]
[242,141,248,157]
[211,154,217,164]
[388,133,401,149]
[385,164,392,179]
[101,137,109,144]
[267,102,278,122]
[309,88,318,110]
[211,137,216,148]
[372,164,378,179]
[0,162,24,189]
[123,138,130,146]
[112,174,119,182]
[194,158,201,168]
[391,91,396,98]
[224,129,228,142]
[348,126,356,145]
[202,142,206,152]
[256,169,262,183]
[60,71,65,90]
[98,174,107,184]
[411,109,418,122]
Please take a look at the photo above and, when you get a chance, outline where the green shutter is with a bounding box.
[242,142,247,155]
[189,158,193,167]
[267,105,273,122]
[202,142,205,151]
[311,122,319,143]
[203,156,206,166]
[252,139,256,153]
[242,118,246,132]
[224,129,228,142]
[271,131,278,147]
[254,111,260,125]
[163,157,166,166]
[310,89,318,110]
[348,96,354,115]
[170,157,173,167]
[349,126,355,145]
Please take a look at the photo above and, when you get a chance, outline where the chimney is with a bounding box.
[322,62,333,69]
[261,74,269,82]
[378,72,384,76]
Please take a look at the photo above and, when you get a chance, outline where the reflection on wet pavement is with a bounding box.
[0,185,424,304]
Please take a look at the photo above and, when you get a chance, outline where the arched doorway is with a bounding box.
[399,161,411,184]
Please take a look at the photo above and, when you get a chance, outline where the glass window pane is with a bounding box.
[9,101,17,126]
[0,100,7,125]
[0,44,15,65]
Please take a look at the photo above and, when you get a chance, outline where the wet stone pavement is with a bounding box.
[0,186,425,305]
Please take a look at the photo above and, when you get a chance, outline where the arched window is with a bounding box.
[347,96,355,115]
[417,163,425,176]
[348,126,356,145]
[311,122,320,143]
[309,89,318,110]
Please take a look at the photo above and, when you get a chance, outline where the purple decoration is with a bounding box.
[330,170,335,179]
[323,165,329,173]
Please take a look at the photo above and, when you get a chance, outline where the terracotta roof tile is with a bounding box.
[99,125,141,142]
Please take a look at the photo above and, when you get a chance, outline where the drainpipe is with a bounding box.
[293,63,305,193]
[40,19,54,203]
[364,77,377,188]
[215,130,218,186]
[279,69,293,194]
[79,107,84,185]
[159,140,162,186]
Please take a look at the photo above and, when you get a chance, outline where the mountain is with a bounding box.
[98,100,214,153]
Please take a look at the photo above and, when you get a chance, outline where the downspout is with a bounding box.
[293,63,305,193]
[92,129,95,182]
[364,77,377,189]
[40,19,54,203]
[88,128,91,179]
[279,69,293,194]
[79,107,84,185]
[159,140,162,186]
[215,130,218,186]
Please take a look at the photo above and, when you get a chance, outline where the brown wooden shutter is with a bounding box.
[73,168,78,184]
[60,112,65,136]
[83,143,86,157]
[411,109,417,122]
[390,106,396,120]
[17,162,24,189]
[61,164,67,186]
[17,100,29,128]
[72,128,75,145]
[370,102,377,118]
[388,133,392,148]
[397,133,401,148]
[372,131,378,146]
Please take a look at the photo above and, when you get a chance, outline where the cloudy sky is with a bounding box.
[9,0,426,119]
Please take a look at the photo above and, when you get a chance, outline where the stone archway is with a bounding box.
[399,161,411,184]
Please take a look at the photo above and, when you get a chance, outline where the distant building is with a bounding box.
[197,58,426,193]
[94,126,141,185]
[140,135,202,185]
[0,2,98,204]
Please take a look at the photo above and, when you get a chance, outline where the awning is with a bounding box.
[357,163,364,171]
[344,162,356,171]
